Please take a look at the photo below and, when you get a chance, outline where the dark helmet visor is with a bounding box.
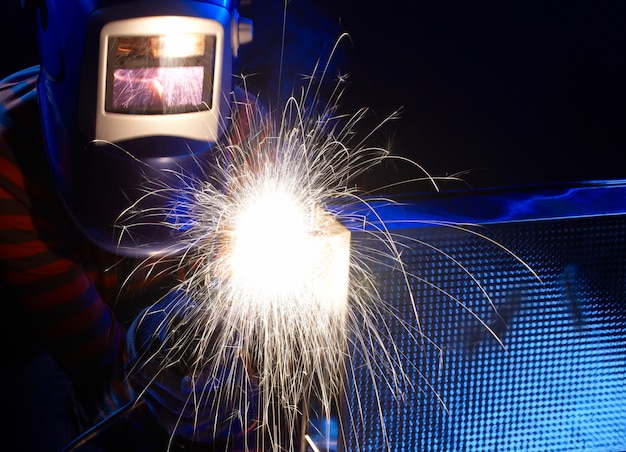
[106,33,216,115]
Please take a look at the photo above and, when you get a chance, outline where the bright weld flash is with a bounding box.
[227,187,351,313]
[152,33,205,58]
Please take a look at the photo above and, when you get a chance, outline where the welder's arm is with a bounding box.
[0,72,130,416]
[125,290,258,443]
[0,223,131,413]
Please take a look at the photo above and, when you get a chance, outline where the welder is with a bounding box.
[0,0,257,449]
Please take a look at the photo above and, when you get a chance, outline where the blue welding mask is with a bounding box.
[30,0,252,257]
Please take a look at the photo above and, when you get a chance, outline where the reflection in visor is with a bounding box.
[112,66,204,113]
[106,34,216,115]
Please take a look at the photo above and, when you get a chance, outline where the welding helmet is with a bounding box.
[29,0,252,257]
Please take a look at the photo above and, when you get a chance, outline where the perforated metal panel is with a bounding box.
[342,182,626,451]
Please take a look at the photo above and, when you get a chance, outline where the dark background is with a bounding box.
[2,0,624,189]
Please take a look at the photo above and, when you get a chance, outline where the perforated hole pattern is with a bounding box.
[344,215,626,451]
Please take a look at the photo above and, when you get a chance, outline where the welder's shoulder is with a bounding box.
[0,66,45,185]
[0,66,39,108]
[0,66,40,144]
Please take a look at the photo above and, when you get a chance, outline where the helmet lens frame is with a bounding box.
[94,15,228,144]
[106,33,217,115]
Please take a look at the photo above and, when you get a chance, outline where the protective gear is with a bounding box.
[31,0,252,257]
[125,290,258,443]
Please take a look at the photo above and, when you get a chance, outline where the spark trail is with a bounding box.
[120,39,535,452]
[161,79,414,449]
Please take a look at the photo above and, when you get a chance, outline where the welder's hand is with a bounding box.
[125,290,258,443]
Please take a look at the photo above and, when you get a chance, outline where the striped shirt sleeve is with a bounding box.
[0,67,127,406]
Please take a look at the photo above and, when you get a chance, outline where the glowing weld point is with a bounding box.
[230,187,312,294]
[225,183,351,314]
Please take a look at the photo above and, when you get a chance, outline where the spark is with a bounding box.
[167,87,372,446]
[305,434,321,452]
[116,72,407,449]
[118,37,536,452]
